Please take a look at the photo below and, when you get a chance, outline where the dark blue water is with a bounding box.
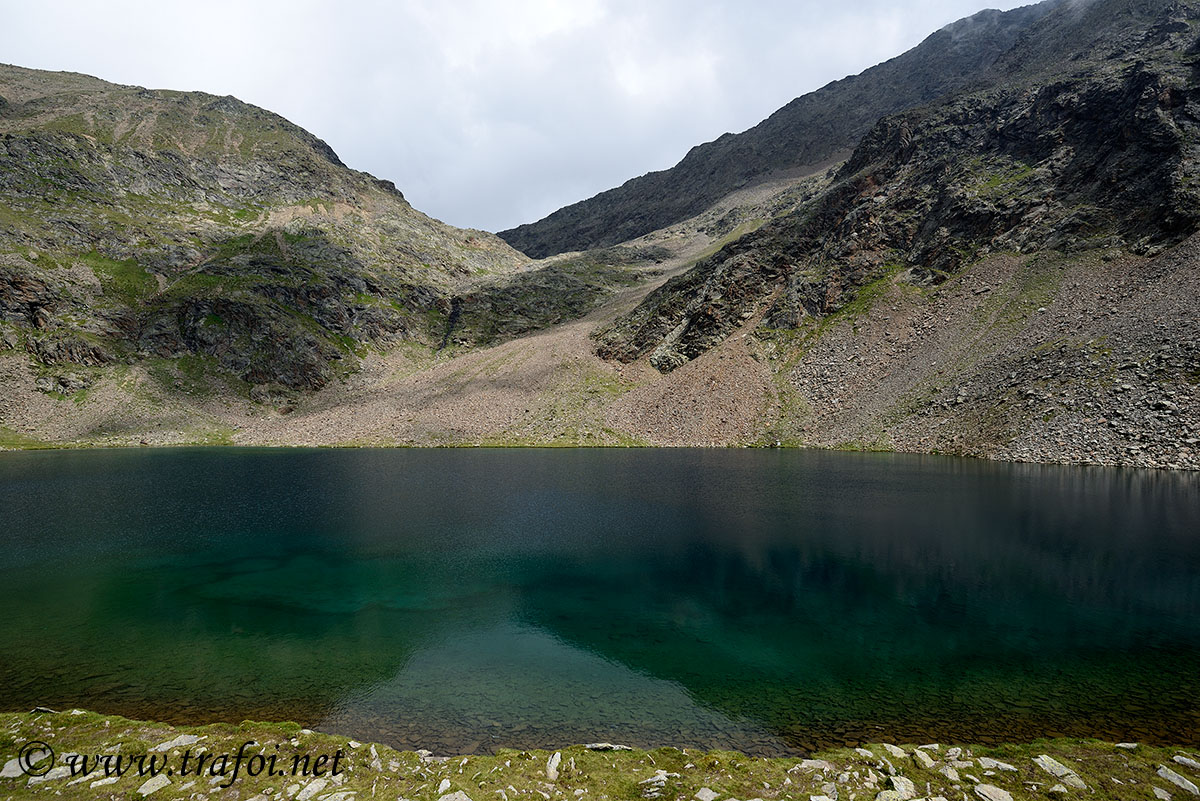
[0,448,1197,754]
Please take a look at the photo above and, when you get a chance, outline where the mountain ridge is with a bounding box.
[1,2,1197,470]
[497,1,1063,258]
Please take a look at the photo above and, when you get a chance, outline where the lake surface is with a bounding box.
[0,448,1197,755]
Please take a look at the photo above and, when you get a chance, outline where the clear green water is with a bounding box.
[0,448,1197,755]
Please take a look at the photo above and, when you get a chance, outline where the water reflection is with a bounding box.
[0,448,1196,753]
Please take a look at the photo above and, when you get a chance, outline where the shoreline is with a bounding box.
[3,711,1199,801]
[0,440,1196,474]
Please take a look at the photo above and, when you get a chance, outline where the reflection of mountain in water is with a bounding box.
[515,460,1200,748]
[0,549,498,727]
[0,449,1197,753]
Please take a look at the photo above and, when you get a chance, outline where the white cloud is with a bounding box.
[1,0,1034,232]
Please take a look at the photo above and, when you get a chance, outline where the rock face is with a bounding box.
[579,0,1200,468]
[498,2,1058,258]
[0,63,529,390]
[595,0,1200,372]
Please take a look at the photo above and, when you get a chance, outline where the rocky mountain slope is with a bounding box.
[0,64,551,394]
[568,0,1200,469]
[497,0,1061,258]
[2,1,1198,471]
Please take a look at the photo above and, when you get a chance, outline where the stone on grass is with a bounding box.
[547,752,561,782]
[695,789,719,801]
[585,743,632,751]
[874,791,906,801]
[27,765,71,785]
[856,748,876,759]
[297,778,329,801]
[440,793,475,801]
[150,734,201,752]
[889,775,916,799]
[1033,755,1086,789]
[1048,785,1070,795]
[883,745,907,759]
[792,760,837,774]
[913,750,935,770]
[974,784,1012,801]
[1158,766,1200,796]
[137,774,171,796]
[1176,756,1200,772]
[439,779,452,793]
[1116,743,1139,750]
[1155,788,1175,800]
[978,758,1017,772]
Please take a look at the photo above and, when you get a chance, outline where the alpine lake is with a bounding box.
[0,447,1197,756]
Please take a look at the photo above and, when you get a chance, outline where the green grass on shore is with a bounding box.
[1,711,1198,801]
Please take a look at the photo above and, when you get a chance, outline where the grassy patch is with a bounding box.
[80,251,155,303]
[0,711,1194,801]
[0,426,54,450]
[966,155,1037,199]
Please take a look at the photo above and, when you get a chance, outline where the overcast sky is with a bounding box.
[4,0,1032,233]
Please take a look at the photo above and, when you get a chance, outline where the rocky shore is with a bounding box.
[2,711,1198,801]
